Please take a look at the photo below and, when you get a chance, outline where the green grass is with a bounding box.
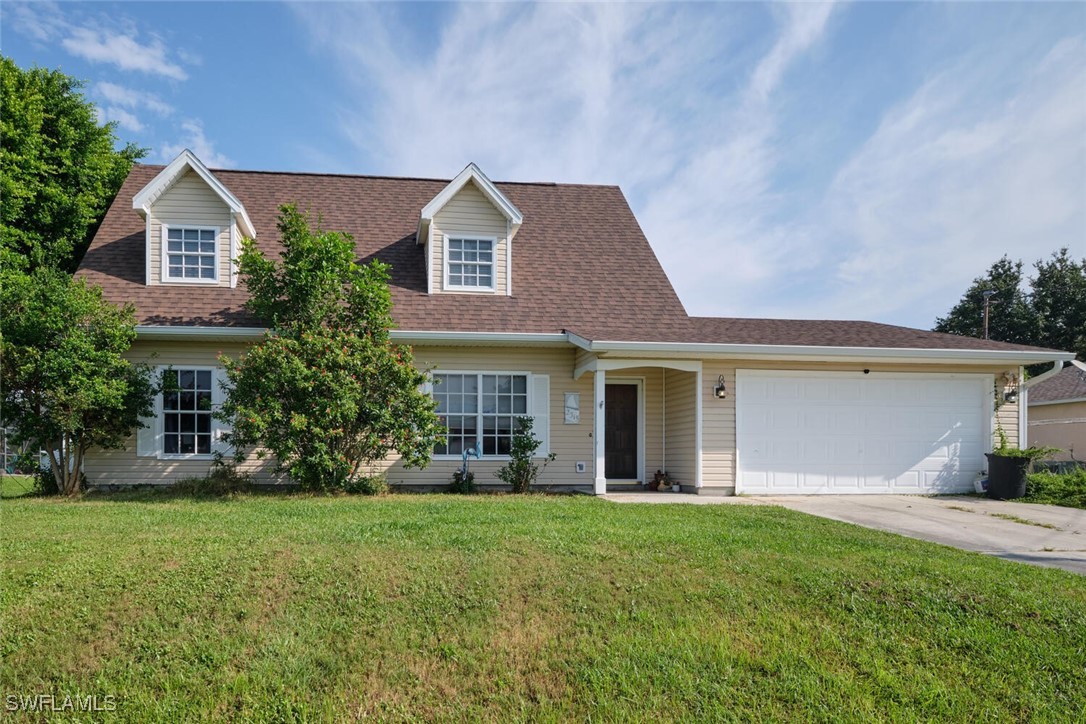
[3,493,1085,721]
[0,474,34,499]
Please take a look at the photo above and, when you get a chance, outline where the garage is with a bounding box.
[736,370,990,495]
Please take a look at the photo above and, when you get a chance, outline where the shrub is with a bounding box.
[172,465,253,496]
[1026,468,1086,509]
[30,466,59,496]
[449,469,476,494]
[495,417,556,494]
[344,473,388,496]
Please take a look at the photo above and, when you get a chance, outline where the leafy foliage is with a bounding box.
[495,417,555,493]
[449,468,476,494]
[1026,467,1086,509]
[219,204,442,491]
[935,249,1086,360]
[0,268,158,495]
[0,56,145,273]
[1030,249,1086,361]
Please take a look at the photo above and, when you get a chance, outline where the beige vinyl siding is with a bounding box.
[695,360,1012,492]
[148,170,232,286]
[83,341,283,485]
[1028,400,1086,460]
[663,369,697,489]
[84,342,598,489]
[431,181,509,295]
[701,364,736,493]
[372,346,594,486]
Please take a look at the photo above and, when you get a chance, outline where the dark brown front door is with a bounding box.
[605,384,638,479]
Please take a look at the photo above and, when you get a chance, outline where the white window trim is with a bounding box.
[159,365,218,460]
[431,369,532,460]
[160,223,221,285]
[442,235,497,293]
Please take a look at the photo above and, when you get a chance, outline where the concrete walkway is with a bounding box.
[605,492,1086,574]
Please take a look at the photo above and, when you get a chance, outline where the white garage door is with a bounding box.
[737,371,990,495]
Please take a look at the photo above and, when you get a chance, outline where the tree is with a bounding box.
[934,250,1086,361]
[1030,249,1086,361]
[0,56,145,273]
[934,256,1039,345]
[218,205,443,491]
[0,268,158,495]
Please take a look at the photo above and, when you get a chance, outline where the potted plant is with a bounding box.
[985,428,1058,500]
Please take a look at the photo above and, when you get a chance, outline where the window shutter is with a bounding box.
[211,367,231,457]
[531,374,550,458]
[136,373,162,458]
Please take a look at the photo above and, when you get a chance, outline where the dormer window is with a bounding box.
[165,226,218,281]
[446,236,495,291]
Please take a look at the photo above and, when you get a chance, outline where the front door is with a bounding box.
[605,383,638,479]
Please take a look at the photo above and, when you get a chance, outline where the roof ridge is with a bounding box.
[131,163,620,189]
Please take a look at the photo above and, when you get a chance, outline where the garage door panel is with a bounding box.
[737,371,988,495]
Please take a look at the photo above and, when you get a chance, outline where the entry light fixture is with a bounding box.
[713,375,728,399]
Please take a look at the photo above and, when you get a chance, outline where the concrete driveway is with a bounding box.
[605,492,1086,574]
[761,495,1086,575]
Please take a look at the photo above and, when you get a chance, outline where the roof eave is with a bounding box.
[568,335,1076,365]
[417,163,523,245]
[132,149,257,238]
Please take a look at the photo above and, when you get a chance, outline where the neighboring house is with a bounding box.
[1027,361,1086,461]
[75,150,1074,495]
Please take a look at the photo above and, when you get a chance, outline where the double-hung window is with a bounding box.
[165,226,217,281]
[433,373,528,456]
[445,237,494,290]
[162,369,214,456]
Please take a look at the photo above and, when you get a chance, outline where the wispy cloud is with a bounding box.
[160,120,234,169]
[95,81,173,115]
[804,36,1086,325]
[62,26,187,80]
[287,3,1086,327]
[100,106,145,133]
[8,2,189,80]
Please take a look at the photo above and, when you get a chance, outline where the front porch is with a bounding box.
[574,357,704,495]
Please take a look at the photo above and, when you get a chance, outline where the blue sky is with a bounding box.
[4,1,1084,329]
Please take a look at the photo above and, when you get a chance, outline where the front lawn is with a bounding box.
[2,493,1084,721]
[0,474,34,499]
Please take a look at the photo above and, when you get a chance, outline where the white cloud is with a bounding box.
[294,3,1083,328]
[95,81,173,115]
[160,120,234,169]
[101,106,145,133]
[62,26,187,80]
[789,36,1086,325]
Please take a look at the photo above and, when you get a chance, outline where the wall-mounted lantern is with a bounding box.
[713,374,728,399]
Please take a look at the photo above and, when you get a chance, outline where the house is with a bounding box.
[75,150,1075,495]
[1026,361,1086,462]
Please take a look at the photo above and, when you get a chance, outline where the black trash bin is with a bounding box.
[985,453,1031,500]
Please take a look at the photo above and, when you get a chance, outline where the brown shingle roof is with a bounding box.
[77,165,689,337]
[76,164,1072,357]
[1030,364,1086,403]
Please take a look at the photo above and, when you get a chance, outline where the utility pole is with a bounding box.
[982,290,998,340]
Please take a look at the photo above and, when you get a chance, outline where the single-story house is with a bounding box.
[1026,361,1086,461]
[75,150,1075,495]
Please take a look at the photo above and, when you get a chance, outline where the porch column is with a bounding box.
[594,369,606,495]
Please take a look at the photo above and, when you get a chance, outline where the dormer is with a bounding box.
[417,163,523,296]
[132,149,255,288]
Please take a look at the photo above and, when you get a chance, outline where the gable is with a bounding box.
[429,180,511,295]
